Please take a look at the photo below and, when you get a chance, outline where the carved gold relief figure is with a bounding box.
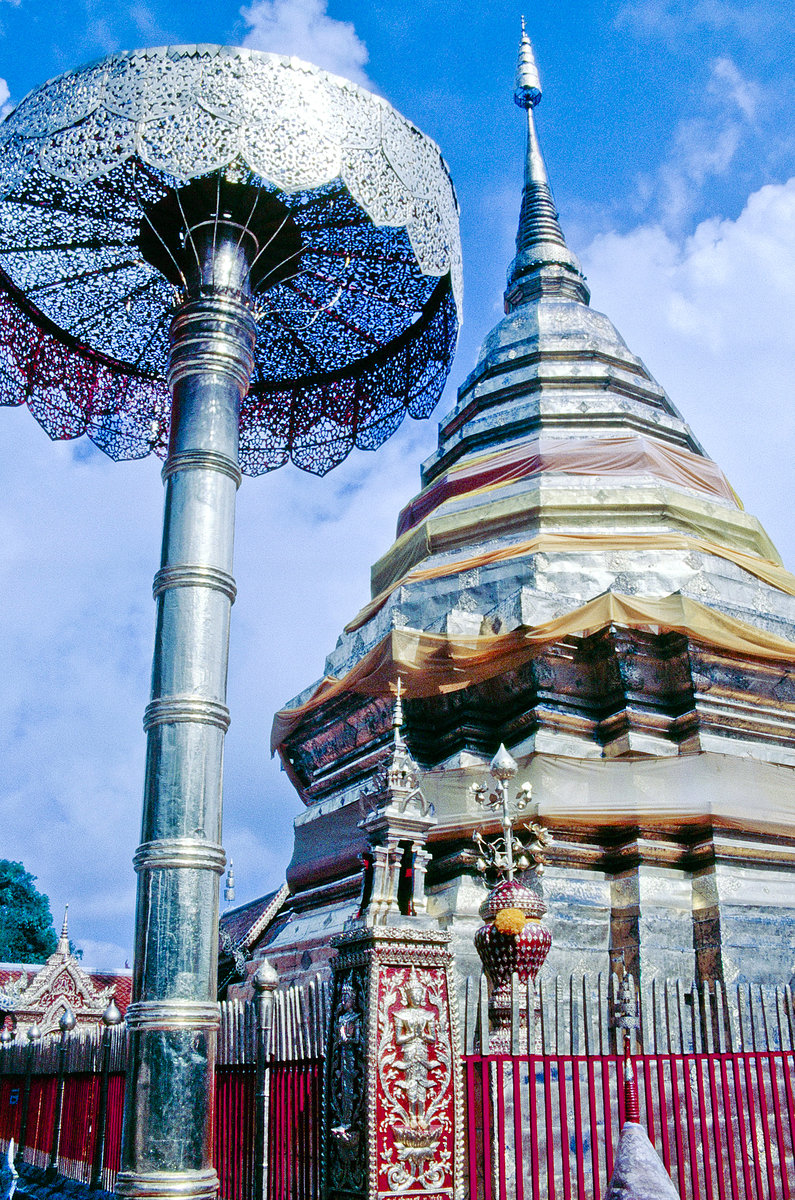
[392,972,436,1126]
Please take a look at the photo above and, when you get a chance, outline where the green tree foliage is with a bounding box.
[0,861,57,963]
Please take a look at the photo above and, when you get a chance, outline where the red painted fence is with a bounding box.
[6,974,795,1200]
[0,1062,321,1199]
[215,1065,256,1200]
[464,1051,795,1200]
[0,1071,125,1187]
[0,985,330,1198]
[267,1062,323,1200]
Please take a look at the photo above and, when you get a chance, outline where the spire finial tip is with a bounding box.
[57,904,70,955]
[514,21,542,108]
[393,677,404,745]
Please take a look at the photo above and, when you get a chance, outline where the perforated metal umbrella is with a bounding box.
[0,45,461,1200]
[0,46,460,474]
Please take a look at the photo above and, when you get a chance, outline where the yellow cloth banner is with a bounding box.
[353,530,795,633]
[423,754,795,838]
[271,590,795,752]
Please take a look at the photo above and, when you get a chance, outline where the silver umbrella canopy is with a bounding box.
[0,45,462,1200]
[0,44,461,475]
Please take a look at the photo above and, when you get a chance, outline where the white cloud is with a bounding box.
[636,57,760,229]
[709,56,760,121]
[0,384,443,960]
[0,77,10,119]
[615,0,774,40]
[240,0,370,86]
[581,176,795,565]
[128,3,173,43]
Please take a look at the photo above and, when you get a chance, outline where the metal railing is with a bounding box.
[6,969,793,1200]
[0,979,330,1200]
[461,971,795,1200]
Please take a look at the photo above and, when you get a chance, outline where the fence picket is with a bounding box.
[776,985,791,1053]
[696,979,706,1056]
[554,975,562,1056]
[526,978,536,1057]
[581,975,591,1058]
[760,985,772,1050]
[702,981,714,1054]
[736,983,748,1052]
[598,973,609,1055]
[510,973,521,1055]
[749,984,760,1052]
[538,978,548,1054]
[675,979,687,1053]
[610,972,619,1054]
[786,985,795,1049]
[478,972,489,1054]
[724,980,738,1052]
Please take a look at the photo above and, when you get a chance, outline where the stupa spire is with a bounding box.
[506,22,590,310]
[57,904,70,956]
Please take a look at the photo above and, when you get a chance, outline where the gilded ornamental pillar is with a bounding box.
[323,693,464,1200]
[323,929,464,1200]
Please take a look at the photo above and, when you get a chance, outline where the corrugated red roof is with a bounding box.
[91,972,132,1013]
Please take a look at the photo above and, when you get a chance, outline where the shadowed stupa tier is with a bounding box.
[232,29,795,992]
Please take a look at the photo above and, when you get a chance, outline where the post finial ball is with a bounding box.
[490,743,519,781]
[58,1006,76,1033]
[102,999,123,1027]
[252,959,279,993]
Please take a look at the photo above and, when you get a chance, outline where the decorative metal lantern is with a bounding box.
[474,878,552,1051]
[0,45,461,1200]
[470,746,552,1050]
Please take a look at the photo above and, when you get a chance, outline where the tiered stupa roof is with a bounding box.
[276,27,795,761]
[261,29,795,989]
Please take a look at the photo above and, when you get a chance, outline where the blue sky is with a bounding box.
[1,0,794,964]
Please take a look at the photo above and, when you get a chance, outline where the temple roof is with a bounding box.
[311,28,795,681]
[219,887,287,950]
[0,960,131,1035]
[274,27,795,782]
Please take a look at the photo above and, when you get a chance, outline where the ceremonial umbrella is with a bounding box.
[0,45,461,1200]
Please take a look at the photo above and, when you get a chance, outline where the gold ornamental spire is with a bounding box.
[505,22,590,310]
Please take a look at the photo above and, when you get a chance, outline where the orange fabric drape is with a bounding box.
[395,435,741,536]
[272,590,795,752]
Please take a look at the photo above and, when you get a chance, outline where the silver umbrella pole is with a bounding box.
[117,216,256,1200]
[0,45,461,1200]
